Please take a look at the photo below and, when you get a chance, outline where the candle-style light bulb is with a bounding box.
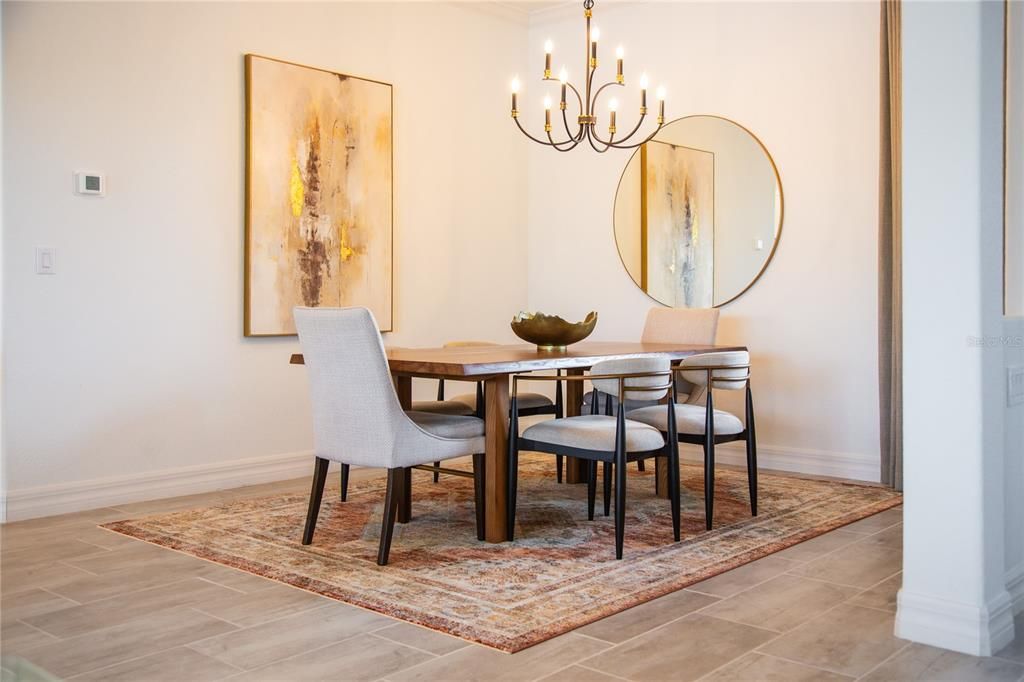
[655,85,666,123]
[510,76,520,116]
[608,97,618,134]
[543,95,553,110]
[590,27,600,66]
[639,72,649,110]
[640,73,649,89]
[544,39,554,54]
[615,45,624,83]
[591,27,600,42]
[608,98,618,112]
[543,96,552,131]
[558,67,568,109]
[543,39,553,77]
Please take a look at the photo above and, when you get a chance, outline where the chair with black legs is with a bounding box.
[506,357,681,559]
[627,351,755,530]
[294,306,488,565]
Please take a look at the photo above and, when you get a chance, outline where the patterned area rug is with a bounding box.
[102,457,901,652]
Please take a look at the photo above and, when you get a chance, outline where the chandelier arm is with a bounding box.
[605,123,667,149]
[590,81,623,108]
[514,116,566,147]
[585,126,611,153]
[547,130,583,152]
[610,111,648,144]
[561,109,585,141]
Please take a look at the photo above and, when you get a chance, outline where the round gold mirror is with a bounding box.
[613,115,783,307]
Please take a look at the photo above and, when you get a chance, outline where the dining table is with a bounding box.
[291,341,746,542]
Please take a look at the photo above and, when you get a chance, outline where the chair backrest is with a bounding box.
[679,351,750,390]
[294,306,405,466]
[641,307,720,345]
[590,356,672,402]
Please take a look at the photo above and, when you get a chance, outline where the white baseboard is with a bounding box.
[681,442,880,483]
[895,588,1017,656]
[1,441,877,524]
[1007,562,1024,616]
[2,450,318,523]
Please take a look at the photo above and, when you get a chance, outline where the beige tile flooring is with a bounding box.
[1,469,1022,682]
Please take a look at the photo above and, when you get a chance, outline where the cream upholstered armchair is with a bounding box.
[507,356,680,559]
[294,307,487,566]
[584,307,720,475]
[627,350,756,530]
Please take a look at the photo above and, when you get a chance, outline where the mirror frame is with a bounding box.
[613,114,785,308]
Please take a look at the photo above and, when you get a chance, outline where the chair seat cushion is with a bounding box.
[453,391,554,411]
[409,399,476,417]
[627,404,744,436]
[406,411,485,439]
[522,415,665,452]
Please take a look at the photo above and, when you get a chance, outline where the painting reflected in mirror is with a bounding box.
[614,116,782,308]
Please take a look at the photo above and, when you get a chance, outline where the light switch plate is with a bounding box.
[74,171,104,196]
[35,247,56,275]
[1009,366,1024,407]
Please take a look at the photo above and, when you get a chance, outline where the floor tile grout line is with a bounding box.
[194,575,255,596]
[224,631,374,676]
[366,629,443,658]
[782,568,901,592]
[569,661,634,681]
[178,602,341,650]
[852,641,912,680]
[42,575,219,613]
[62,645,248,681]
[12,618,62,641]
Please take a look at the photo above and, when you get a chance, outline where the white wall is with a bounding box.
[1,1,529,519]
[1007,0,1023,316]
[1006,317,1024,614]
[527,1,880,480]
[898,0,1015,656]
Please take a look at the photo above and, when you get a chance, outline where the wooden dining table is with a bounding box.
[291,341,746,543]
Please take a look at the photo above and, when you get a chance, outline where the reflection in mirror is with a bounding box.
[614,116,783,307]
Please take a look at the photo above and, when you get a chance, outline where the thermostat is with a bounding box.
[74,172,104,196]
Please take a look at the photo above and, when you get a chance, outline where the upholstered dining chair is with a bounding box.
[294,306,487,566]
[584,307,721,474]
[414,341,566,483]
[507,357,680,559]
[627,351,755,530]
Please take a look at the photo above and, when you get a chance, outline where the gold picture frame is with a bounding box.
[244,54,394,337]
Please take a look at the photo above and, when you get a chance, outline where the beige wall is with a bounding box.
[527,1,881,480]
[2,2,529,515]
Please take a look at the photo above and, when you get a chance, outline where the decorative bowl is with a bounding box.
[511,311,598,351]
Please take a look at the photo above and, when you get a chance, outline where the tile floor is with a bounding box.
[1,469,1022,682]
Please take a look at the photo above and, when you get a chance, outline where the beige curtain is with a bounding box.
[879,0,903,490]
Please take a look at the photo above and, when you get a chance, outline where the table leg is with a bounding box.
[564,368,589,484]
[655,458,670,499]
[394,375,413,523]
[483,375,510,542]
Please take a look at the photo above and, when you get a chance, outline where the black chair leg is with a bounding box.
[433,461,440,483]
[556,455,563,484]
[473,453,486,541]
[614,447,627,560]
[669,447,681,542]
[377,468,401,565]
[603,462,612,516]
[340,464,350,501]
[637,459,646,472]
[397,468,412,524]
[745,385,758,516]
[587,460,597,520]
[705,392,716,531]
[704,445,716,532]
[302,457,330,545]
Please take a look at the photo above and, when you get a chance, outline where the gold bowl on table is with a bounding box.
[510,311,598,352]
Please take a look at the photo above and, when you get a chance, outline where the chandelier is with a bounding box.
[509,0,666,153]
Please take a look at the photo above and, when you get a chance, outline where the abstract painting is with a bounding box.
[245,55,393,336]
[642,141,715,307]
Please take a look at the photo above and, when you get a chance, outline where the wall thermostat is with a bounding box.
[74,172,104,196]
